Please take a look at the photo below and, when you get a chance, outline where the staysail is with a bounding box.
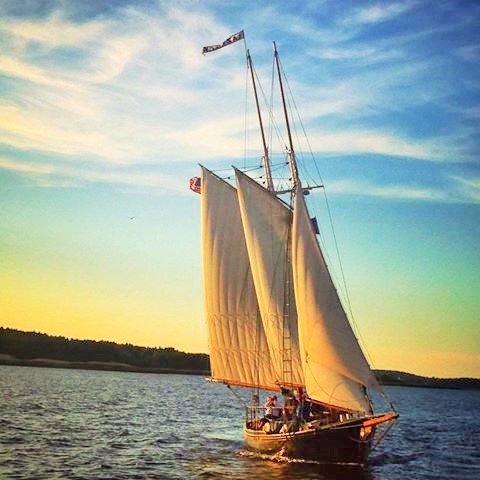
[235,168,304,387]
[291,189,380,412]
[201,167,278,390]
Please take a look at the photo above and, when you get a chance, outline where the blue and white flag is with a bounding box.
[202,30,244,55]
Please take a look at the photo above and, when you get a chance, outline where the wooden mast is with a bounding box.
[247,49,274,193]
[246,48,274,398]
[273,41,300,190]
[273,41,297,390]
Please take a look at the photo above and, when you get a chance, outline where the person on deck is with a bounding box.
[282,394,298,421]
[260,395,280,427]
[297,387,312,421]
[265,395,280,419]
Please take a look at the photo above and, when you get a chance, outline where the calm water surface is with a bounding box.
[1,366,479,479]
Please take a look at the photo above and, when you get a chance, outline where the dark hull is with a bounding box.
[244,420,375,465]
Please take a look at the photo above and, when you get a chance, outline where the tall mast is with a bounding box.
[247,49,274,192]
[273,42,300,190]
[273,42,297,391]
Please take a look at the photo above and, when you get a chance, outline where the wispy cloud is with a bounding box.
[301,130,434,160]
[0,12,108,47]
[0,0,478,198]
[0,5,251,165]
[0,155,187,193]
[348,2,418,25]
[0,102,135,162]
[324,176,480,204]
[0,54,73,88]
[0,156,54,175]
[325,179,448,202]
[456,44,480,62]
[451,175,480,203]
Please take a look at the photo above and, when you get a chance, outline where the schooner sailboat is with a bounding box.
[195,32,398,465]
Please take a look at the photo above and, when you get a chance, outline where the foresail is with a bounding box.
[291,190,380,412]
[201,167,277,390]
[235,169,304,387]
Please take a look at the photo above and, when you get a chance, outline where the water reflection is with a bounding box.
[1,366,479,480]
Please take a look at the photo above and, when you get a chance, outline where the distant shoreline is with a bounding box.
[374,369,480,391]
[1,356,479,390]
[0,355,209,376]
[0,327,209,376]
[1,327,479,390]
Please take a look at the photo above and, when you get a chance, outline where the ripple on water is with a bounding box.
[1,367,479,480]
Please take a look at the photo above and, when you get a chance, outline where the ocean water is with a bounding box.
[1,365,479,479]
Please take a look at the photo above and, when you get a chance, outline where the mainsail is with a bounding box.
[291,188,381,412]
[201,167,277,390]
[235,169,304,387]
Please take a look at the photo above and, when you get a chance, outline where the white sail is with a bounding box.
[291,189,380,412]
[201,167,278,390]
[235,168,304,387]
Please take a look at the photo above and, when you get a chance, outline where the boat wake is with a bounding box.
[235,449,364,467]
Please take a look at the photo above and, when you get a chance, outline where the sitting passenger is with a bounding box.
[260,395,280,427]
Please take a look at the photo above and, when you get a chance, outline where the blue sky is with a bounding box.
[0,0,479,377]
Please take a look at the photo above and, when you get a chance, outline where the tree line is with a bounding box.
[0,327,210,372]
[1,328,478,388]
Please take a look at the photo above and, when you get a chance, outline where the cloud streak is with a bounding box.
[0,155,187,194]
[0,0,478,201]
[349,2,418,25]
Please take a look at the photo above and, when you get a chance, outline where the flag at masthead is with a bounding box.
[202,30,244,55]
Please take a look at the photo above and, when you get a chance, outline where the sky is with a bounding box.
[0,0,479,378]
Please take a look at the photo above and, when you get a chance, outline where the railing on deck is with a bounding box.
[244,405,268,424]
[244,405,366,433]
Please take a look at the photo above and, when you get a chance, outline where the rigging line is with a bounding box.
[278,58,379,381]
[371,420,397,451]
[278,56,318,187]
[270,161,291,167]
[280,71,342,281]
[299,204,351,320]
[278,65,305,181]
[255,305,261,396]
[243,53,250,171]
[280,74,317,186]
[253,60,286,163]
[282,222,293,387]
[281,80,391,404]
[245,256,261,395]
[226,384,249,407]
[296,196,349,309]
[213,164,262,173]
[276,61,345,297]
[309,206,346,302]
[284,78,323,185]
[324,190,379,372]
[219,165,265,181]
[270,163,289,173]
[268,53,275,161]
[318,195,383,393]
[305,362,362,411]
